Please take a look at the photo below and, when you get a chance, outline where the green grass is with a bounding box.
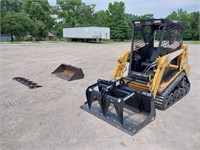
[9,41,22,44]
[1,39,132,44]
[2,40,198,44]
[31,41,40,43]
[101,39,132,44]
[183,41,200,44]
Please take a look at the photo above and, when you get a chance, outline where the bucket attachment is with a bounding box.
[52,64,84,81]
[81,78,156,135]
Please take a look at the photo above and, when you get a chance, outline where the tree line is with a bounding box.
[1,0,199,41]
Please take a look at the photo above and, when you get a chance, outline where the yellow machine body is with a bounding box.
[113,45,190,98]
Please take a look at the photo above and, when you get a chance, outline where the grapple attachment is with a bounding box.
[81,79,156,135]
[52,64,84,81]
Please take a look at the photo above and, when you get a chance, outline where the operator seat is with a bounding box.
[141,47,159,67]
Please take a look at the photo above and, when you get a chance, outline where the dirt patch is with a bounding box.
[0,43,200,150]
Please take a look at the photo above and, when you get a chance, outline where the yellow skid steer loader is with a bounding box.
[81,19,190,135]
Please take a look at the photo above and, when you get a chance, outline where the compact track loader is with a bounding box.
[81,19,190,135]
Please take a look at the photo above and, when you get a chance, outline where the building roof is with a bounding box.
[48,32,55,37]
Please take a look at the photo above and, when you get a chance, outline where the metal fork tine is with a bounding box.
[98,98,104,114]
[103,99,111,116]
[86,90,92,109]
[13,77,42,89]
[114,102,124,125]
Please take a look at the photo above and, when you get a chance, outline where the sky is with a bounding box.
[48,0,200,18]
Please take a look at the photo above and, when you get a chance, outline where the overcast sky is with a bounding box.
[48,0,199,18]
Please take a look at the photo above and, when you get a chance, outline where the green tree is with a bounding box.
[189,11,200,40]
[77,3,96,27]
[56,0,82,27]
[56,0,95,27]
[28,2,46,21]
[54,22,70,38]
[167,9,199,40]
[23,0,51,16]
[124,13,134,40]
[0,0,23,18]
[33,21,47,40]
[23,0,54,39]
[2,13,36,41]
[167,11,178,20]
[93,10,110,27]
[108,1,129,41]
[55,0,96,37]
[177,9,191,40]
[0,0,23,34]
[129,13,154,22]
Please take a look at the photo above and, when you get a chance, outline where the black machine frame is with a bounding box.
[131,19,183,54]
[128,19,183,78]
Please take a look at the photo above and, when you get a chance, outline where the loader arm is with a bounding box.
[112,51,130,79]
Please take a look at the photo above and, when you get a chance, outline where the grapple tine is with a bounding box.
[103,99,111,116]
[86,83,98,109]
[86,91,93,109]
[98,97,104,113]
[113,101,124,125]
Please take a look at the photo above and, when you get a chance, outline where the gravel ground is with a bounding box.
[0,42,200,150]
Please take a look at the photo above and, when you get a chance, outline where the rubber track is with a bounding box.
[155,72,189,110]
